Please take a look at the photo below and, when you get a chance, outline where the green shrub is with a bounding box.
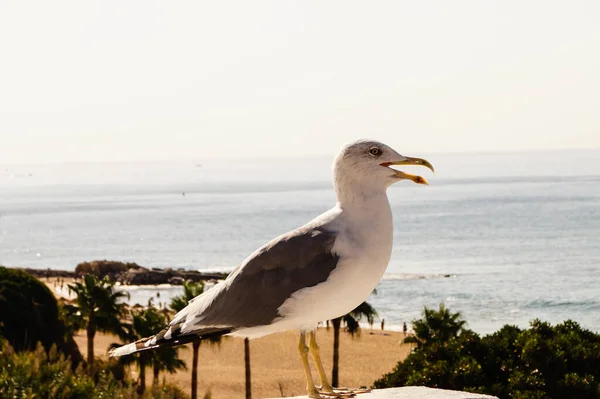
[0,340,187,399]
[374,307,600,399]
[0,340,127,398]
[0,266,82,364]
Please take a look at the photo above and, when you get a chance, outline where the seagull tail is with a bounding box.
[109,325,232,357]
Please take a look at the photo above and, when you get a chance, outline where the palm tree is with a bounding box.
[68,274,129,368]
[403,303,466,348]
[113,305,186,394]
[171,280,222,399]
[330,300,378,387]
[152,345,187,387]
[58,298,86,337]
[130,308,160,393]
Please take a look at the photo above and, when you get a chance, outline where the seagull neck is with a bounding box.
[334,182,390,216]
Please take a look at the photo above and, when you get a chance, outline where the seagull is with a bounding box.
[110,139,434,398]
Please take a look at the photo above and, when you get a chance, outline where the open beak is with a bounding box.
[380,157,434,185]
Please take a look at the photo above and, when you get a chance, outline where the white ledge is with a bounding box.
[268,386,499,399]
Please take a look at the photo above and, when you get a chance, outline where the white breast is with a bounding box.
[230,191,394,339]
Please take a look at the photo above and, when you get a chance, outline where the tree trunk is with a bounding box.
[139,356,146,394]
[244,338,252,399]
[191,340,200,399]
[86,321,96,369]
[153,364,159,386]
[331,317,341,387]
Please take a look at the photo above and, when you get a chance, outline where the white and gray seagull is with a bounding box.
[110,139,434,398]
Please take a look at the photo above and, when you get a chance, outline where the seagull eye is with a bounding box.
[369,147,382,156]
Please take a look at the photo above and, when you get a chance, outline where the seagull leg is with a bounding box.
[308,329,371,397]
[308,330,336,394]
[299,331,323,399]
[299,332,351,399]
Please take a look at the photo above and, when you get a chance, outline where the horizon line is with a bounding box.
[1,146,599,167]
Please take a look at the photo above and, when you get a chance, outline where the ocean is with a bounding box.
[1,149,599,334]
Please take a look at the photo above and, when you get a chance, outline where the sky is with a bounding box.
[1,1,599,164]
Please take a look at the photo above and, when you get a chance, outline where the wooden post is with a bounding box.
[244,338,252,399]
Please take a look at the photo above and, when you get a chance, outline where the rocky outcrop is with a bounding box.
[73,260,228,284]
[116,266,227,285]
[17,261,229,286]
[75,260,142,279]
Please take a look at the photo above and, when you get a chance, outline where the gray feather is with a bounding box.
[195,222,340,328]
[111,215,340,357]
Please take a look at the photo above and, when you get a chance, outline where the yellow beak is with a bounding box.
[380,156,434,185]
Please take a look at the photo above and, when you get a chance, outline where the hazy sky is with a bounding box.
[1,1,599,163]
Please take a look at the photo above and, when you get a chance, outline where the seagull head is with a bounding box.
[333,139,434,190]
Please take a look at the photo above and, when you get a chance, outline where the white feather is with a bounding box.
[109,342,137,357]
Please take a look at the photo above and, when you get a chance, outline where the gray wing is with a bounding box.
[110,218,340,357]
[193,222,340,328]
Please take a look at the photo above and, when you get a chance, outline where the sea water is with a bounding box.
[1,150,599,334]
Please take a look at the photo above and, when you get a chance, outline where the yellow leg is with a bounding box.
[299,332,322,399]
[308,330,335,393]
[308,330,370,397]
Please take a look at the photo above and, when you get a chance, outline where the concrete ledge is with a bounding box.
[269,386,499,398]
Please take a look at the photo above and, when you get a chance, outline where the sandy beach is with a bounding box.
[75,328,410,399]
[44,277,76,298]
[43,276,411,398]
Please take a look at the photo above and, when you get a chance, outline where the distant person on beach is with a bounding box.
[403,322,407,337]
[381,319,385,331]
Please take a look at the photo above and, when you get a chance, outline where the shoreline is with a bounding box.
[15,265,455,285]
